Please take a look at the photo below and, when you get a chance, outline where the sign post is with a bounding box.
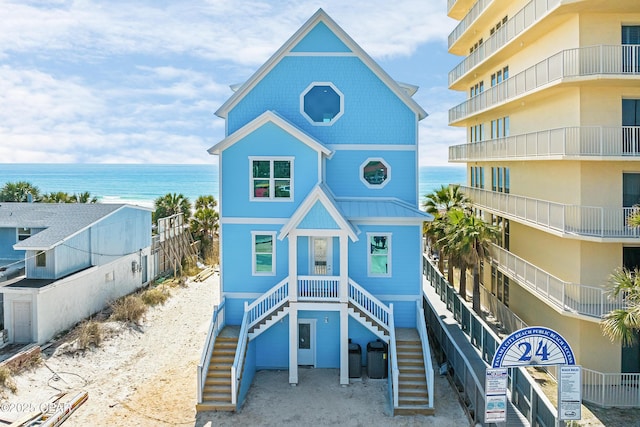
[488,326,581,425]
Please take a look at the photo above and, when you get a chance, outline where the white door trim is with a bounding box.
[310,237,333,275]
[297,318,316,367]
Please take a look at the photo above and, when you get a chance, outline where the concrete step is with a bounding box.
[394,405,435,416]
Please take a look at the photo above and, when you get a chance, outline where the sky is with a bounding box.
[0,0,466,166]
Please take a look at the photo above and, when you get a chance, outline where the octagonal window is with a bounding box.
[361,159,390,188]
[301,83,343,125]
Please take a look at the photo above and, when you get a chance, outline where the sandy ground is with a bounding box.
[1,273,469,426]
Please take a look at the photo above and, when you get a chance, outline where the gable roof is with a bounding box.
[279,184,358,241]
[0,203,149,251]
[336,198,433,223]
[215,8,427,120]
[207,110,333,156]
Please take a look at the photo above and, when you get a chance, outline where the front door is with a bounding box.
[298,319,316,366]
[311,237,332,275]
[13,301,32,343]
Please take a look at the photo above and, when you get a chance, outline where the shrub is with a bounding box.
[141,287,169,306]
[0,366,17,394]
[110,295,147,324]
[77,320,103,350]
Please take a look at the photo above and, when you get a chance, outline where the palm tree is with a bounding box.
[70,191,98,203]
[447,208,499,313]
[153,193,191,224]
[601,268,640,346]
[422,185,470,282]
[190,195,219,264]
[0,181,41,202]
[42,191,72,203]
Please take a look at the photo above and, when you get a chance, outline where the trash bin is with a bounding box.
[349,340,362,378]
[367,339,388,379]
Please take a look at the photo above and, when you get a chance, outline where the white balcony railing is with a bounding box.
[449,0,561,85]
[449,126,640,161]
[460,185,640,239]
[491,244,625,318]
[450,45,640,123]
[297,276,340,301]
[448,0,492,49]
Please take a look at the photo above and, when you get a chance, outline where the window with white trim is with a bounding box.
[360,158,390,188]
[252,232,275,275]
[301,82,344,125]
[36,251,46,267]
[250,158,292,200]
[17,228,31,241]
[368,233,391,276]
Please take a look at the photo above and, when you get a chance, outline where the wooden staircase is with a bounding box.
[348,303,390,339]
[248,301,289,338]
[395,329,434,416]
[196,333,238,412]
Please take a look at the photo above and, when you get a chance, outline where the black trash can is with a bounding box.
[367,339,388,379]
[349,341,362,378]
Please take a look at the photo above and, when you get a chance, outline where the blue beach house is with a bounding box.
[198,9,435,415]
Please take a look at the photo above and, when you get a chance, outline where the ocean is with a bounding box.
[0,164,466,208]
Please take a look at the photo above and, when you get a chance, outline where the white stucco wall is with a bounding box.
[2,246,153,344]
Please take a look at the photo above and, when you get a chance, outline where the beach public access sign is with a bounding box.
[491,326,575,368]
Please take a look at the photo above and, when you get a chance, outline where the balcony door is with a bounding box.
[622,99,640,154]
[622,247,640,373]
[311,237,333,276]
[622,26,640,73]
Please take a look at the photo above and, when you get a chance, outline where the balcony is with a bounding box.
[490,244,624,319]
[449,126,640,161]
[448,0,478,19]
[450,45,640,124]
[460,185,640,240]
[449,0,561,86]
[448,0,492,50]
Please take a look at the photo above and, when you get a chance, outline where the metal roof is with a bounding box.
[336,198,432,222]
[0,203,128,250]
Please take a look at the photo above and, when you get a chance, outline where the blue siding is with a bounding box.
[220,224,288,294]
[54,230,91,278]
[238,340,256,409]
[221,122,321,218]
[291,22,352,53]
[298,202,340,229]
[386,300,417,328]
[348,224,422,297]
[0,228,19,259]
[325,150,417,203]
[296,236,309,275]
[255,318,289,369]
[227,57,416,145]
[348,317,383,367]
[224,297,248,325]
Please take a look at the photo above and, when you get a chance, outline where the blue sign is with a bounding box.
[492,326,575,368]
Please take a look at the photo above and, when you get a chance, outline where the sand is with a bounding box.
[1,273,469,426]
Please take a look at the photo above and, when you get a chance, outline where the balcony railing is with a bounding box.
[450,45,640,123]
[449,0,560,85]
[491,244,624,318]
[298,276,340,301]
[460,185,640,239]
[448,0,492,49]
[449,126,640,161]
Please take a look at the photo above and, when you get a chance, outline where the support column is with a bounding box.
[289,233,297,303]
[289,306,298,385]
[340,304,349,385]
[339,233,348,303]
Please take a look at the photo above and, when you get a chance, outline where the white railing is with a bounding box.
[197,297,226,404]
[416,300,435,410]
[491,244,625,318]
[449,0,560,85]
[348,278,391,332]
[246,278,289,329]
[297,276,340,301]
[582,369,640,407]
[448,0,492,49]
[480,286,527,334]
[460,185,640,239]
[388,304,399,410]
[447,0,456,13]
[231,306,249,406]
[450,44,640,122]
[449,126,640,161]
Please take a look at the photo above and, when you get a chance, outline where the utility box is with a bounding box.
[367,339,388,379]
[349,341,362,378]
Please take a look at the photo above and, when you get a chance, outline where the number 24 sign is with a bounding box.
[491,326,576,368]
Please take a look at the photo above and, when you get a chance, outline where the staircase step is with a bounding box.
[196,402,236,412]
[394,405,435,416]
[202,392,232,402]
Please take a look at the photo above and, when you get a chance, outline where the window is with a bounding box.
[361,158,390,188]
[491,266,510,307]
[17,228,31,241]
[491,116,509,138]
[469,38,483,54]
[36,251,46,267]
[470,166,484,189]
[622,99,640,154]
[491,167,510,193]
[251,158,292,200]
[252,232,275,275]
[368,234,391,276]
[622,26,640,73]
[469,123,484,143]
[469,81,484,97]
[492,215,510,250]
[491,66,509,87]
[301,83,344,125]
